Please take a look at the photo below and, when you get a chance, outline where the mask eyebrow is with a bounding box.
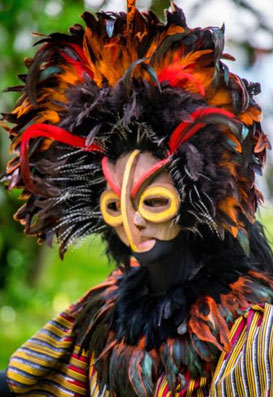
[101,157,121,197]
[130,158,170,199]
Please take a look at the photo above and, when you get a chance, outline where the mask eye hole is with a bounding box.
[138,184,180,223]
[144,197,169,208]
[100,190,122,227]
[107,200,121,213]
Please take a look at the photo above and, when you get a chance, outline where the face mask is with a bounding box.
[100,150,181,253]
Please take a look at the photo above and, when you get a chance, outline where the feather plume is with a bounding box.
[20,123,103,192]
[168,107,236,153]
[2,3,270,259]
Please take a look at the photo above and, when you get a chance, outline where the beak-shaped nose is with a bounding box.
[120,150,140,252]
[134,211,146,229]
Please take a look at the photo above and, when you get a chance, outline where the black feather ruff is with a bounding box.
[72,226,273,397]
[108,233,251,350]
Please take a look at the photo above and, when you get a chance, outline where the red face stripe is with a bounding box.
[101,157,121,197]
[20,123,103,193]
[130,158,170,199]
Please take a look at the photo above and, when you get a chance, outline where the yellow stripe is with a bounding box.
[155,374,208,396]
[121,149,140,251]
[7,311,88,395]
[210,315,245,396]
[20,343,69,359]
[268,307,273,396]
[36,332,67,346]
[210,305,273,396]
[51,315,74,328]
[234,352,244,396]
[11,351,64,371]
[217,322,245,395]
[245,311,260,394]
[186,379,195,396]
[225,372,232,396]
[196,376,206,396]
[32,333,73,349]
[47,372,86,393]
[43,323,70,337]
[256,305,269,394]
[156,377,168,397]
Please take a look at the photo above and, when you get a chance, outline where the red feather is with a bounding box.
[158,65,205,96]
[168,107,235,153]
[20,123,103,193]
[60,43,93,79]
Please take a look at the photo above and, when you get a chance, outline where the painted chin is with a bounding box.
[132,239,156,253]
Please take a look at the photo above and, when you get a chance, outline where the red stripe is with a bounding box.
[68,378,87,388]
[60,312,75,322]
[246,308,255,331]
[68,364,88,375]
[72,353,88,363]
[101,156,121,196]
[180,370,191,396]
[63,337,74,343]
[257,312,263,327]
[154,373,165,396]
[162,382,170,397]
[223,316,246,360]
[90,365,97,378]
[130,158,170,198]
[231,318,246,345]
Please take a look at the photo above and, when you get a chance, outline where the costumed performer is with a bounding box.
[1,1,273,396]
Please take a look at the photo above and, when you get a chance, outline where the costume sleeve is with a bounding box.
[0,370,13,396]
[6,272,119,396]
[211,303,273,396]
[6,310,90,396]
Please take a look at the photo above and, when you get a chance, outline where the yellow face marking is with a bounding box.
[100,190,122,227]
[120,150,140,251]
[138,185,180,223]
[100,152,181,250]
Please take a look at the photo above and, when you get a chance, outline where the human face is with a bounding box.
[100,151,181,253]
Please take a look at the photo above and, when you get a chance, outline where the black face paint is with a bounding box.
[132,233,182,265]
[131,233,202,294]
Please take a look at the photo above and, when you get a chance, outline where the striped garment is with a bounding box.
[7,303,273,396]
[211,303,273,396]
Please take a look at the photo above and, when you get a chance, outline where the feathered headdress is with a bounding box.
[2,1,270,259]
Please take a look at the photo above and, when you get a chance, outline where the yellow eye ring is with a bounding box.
[138,185,180,223]
[100,190,123,227]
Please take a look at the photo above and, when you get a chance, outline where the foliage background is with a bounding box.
[0,0,272,369]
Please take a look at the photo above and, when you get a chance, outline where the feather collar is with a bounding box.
[72,260,273,396]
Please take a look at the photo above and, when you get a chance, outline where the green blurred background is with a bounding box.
[0,0,272,369]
